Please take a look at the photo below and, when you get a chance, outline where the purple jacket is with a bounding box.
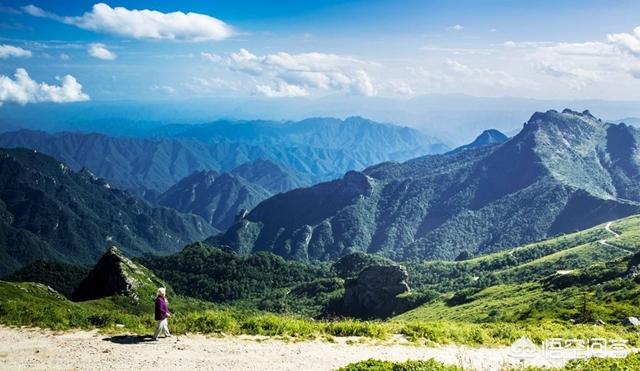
[155,296,169,320]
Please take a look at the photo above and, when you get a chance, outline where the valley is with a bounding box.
[4,1,640,369]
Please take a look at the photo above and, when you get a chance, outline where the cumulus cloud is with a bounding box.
[447,24,464,31]
[0,68,89,105]
[210,48,377,97]
[88,43,116,60]
[0,44,31,59]
[22,3,233,42]
[608,26,640,57]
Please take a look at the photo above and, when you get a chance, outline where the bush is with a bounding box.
[337,358,462,371]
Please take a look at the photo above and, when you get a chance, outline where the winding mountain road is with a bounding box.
[598,222,633,254]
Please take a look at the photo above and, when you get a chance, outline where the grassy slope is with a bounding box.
[3,280,638,346]
[397,216,640,325]
[4,215,640,347]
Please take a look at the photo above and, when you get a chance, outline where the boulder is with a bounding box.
[71,246,169,303]
[622,317,640,327]
[625,264,640,279]
[342,264,410,319]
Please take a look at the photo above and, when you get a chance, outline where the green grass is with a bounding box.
[2,281,638,347]
[339,353,640,371]
[396,216,640,329]
[405,216,640,293]
[337,359,462,371]
[5,215,640,352]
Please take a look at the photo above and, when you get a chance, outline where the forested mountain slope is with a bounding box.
[0,148,216,276]
[213,109,640,261]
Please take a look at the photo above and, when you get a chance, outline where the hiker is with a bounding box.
[153,287,171,340]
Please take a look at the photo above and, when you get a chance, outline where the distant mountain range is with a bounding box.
[0,116,447,195]
[211,109,640,261]
[3,96,640,144]
[0,148,217,276]
[156,170,271,230]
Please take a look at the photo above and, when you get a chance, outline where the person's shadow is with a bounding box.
[102,335,155,344]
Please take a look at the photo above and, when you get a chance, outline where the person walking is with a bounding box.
[153,287,171,340]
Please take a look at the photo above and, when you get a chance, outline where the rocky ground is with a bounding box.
[0,326,580,370]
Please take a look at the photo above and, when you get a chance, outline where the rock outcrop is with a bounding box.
[342,264,410,319]
[71,246,169,303]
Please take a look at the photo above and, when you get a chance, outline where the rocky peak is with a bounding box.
[71,246,169,303]
[475,129,508,145]
[448,129,508,154]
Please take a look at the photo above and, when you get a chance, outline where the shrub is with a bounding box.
[337,358,462,371]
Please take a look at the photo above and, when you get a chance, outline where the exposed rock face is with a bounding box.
[625,264,640,279]
[71,246,168,303]
[622,317,640,327]
[342,265,410,318]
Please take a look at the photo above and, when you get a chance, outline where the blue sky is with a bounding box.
[1,0,640,104]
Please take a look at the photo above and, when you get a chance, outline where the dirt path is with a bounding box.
[604,222,620,237]
[598,222,633,254]
[0,326,573,371]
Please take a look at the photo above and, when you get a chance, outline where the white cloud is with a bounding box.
[446,59,473,76]
[255,83,308,98]
[0,44,31,59]
[393,82,415,96]
[0,68,89,105]
[200,52,221,62]
[447,24,464,31]
[182,77,239,93]
[60,53,71,61]
[22,4,52,18]
[182,77,241,95]
[216,48,377,97]
[504,40,617,57]
[150,85,175,94]
[88,43,116,60]
[501,36,638,85]
[536,61,600,89]
[608,26,640,57]
[23,3,233,42]
[445,59,521,88]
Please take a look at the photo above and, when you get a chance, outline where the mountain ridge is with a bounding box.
[0,148,217,276]
[157,170,272,230]
[211,109,640,262]
[0,115,447,195]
